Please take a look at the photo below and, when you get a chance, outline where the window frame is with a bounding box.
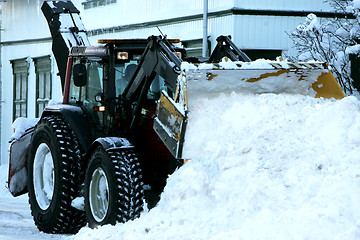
[82,0,117,9]
[33,56,52,118]
[11,58,29,121]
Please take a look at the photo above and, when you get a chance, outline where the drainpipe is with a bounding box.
[202,0,208,57]
[0,5,2,165]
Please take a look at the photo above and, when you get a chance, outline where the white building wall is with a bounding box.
[1,0,63,164]
[81,0,235,30]
[81,0,333,56]
[0,0,336,164]
[3,1,48,42]
[80,0,331,31]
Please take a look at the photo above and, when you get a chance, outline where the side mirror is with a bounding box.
[73,63,87,87]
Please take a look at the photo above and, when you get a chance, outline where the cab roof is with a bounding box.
[98,38,180,45]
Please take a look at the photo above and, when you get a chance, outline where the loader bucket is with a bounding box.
[181,59,345,102]
[154,58,346,159]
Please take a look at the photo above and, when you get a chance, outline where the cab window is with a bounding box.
[115,61,137,96]
[69,58,103,106]
[115,61,167,100]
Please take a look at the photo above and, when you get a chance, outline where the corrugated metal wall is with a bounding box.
[233,15,304,50]
[233,14,332,54]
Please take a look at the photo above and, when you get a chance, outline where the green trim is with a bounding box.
[11,59,29,121]
[1,37,52,46]
[34,56,52,118]
[87,8,354,37]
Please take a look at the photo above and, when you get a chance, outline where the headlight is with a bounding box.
[117,52,129,60]
[95,93,103,102]
[93,106,106,112]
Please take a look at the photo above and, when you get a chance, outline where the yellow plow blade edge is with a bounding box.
[312,70,345,99]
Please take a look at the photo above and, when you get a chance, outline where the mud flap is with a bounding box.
[8,128,33,196]
[153,91,187,159]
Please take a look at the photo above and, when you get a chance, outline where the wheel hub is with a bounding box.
[33,143,55,210]
[89,167,110,222]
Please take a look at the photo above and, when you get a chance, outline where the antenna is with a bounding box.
[156,26,167,39]
[156,26,178,54]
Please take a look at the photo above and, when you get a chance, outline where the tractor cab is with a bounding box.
[63,39,185,203]
[65,39,184,136]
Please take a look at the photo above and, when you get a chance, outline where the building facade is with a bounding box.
[0,0,334,164]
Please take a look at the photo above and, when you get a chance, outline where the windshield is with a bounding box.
[115,61,167,100]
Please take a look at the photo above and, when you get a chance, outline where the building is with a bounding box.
[0,0,334,164]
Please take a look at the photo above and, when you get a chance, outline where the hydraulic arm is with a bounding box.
[208,35,251,62]
[123,36,182,101]
[122,36,183,131]
[42,1,89,89]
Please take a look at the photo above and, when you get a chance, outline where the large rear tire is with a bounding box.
[27,116,85,233]
[84,147,144,228]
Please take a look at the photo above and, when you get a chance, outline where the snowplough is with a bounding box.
[7,0,345,234]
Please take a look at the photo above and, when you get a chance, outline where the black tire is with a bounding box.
[27,116,86,234]
[84,147,144,228]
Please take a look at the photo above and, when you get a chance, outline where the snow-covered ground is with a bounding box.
[0,166,67,240]
[2,92,360,239]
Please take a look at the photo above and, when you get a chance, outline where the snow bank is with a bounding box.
[71,92,360,240]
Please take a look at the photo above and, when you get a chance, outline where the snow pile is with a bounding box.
[10,117,38,141]
[72,92,360,240]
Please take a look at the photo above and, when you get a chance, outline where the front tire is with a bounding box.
[28,116,85,233]
[84,147,144,228]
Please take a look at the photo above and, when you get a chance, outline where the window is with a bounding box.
[69,57,104,128]
[12,59,29,121]
[69,57,103,105]
[181,38,211,58]
[115,62,166,100]
[34,56,52,118]
[82,0,116,9]
[115,61,137,96]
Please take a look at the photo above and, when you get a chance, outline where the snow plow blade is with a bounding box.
[154,59,345,159]
[153,92,187,159]
[8,128,33,196]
